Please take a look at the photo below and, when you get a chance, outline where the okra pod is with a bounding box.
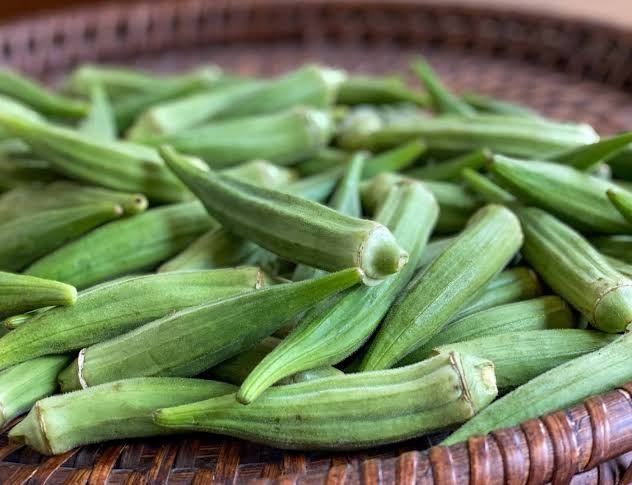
[161,147,407,284]
[0,181,147,222]
[143,108,334,168]
[406,149,491,182]
[337,76,428,106]
[25,202,214,289]
[461,92,542,118]
[416,236,456,268]
[443,331,632,445]
[550,132,632,171]
[0,112,189,202]
[57,268,362,390]
[490,155,631,233]
[516,206,632,332]
[0,94,44,141]
[361,140,426,180]
[9,378,235,455]
[78,84,117,140]
[0,156,59,191]
[0,355,71,428]
[0,69,88,119]
[237,181,438,403]
[590,235,632,264]
[410,58,475,116]
[461,168,516,204]
[604,255,632,279]
[607,188,632,225]
[295,149,349,176]
[155,352,497,450]
[0,272,76,318]
[400,296,574,364]
[435,329,617,388]
[223,160,298,189]
[0,267,263,371]
[359,204,523,370]
[284,167,344,203]
[0,203,123,272]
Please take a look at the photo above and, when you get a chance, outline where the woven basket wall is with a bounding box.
[1,1,632,483]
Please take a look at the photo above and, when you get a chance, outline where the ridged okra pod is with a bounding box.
[155,352,497,450]
[359,204,523,370]
[461,168,516,204]
[399,296,574,365]
[0,157,59,192]
[237,181,439,404]
[460,92,542,118]
[490,155,631,233]
[0,203,123,272]
[436,329,616,388]
[443,331,632,445]
[0,112,189,202]
[405,149,491,182]
[0,272,76,318]
[161,147,407,284]
[0,181,147,222]
[0,267,263,371]
[0,355,71,428]
[25,202,214,289]
[57,268,362,390]
[336,76,428,106]
[9,378,236,455]
[517,206,632,332]
[143,108,335,168]
[283,167,344,203]
[590,235,632,264]
[607,188,632,225]
[78,84,117,140]
[550,132,632,171]
[361,140,426,180]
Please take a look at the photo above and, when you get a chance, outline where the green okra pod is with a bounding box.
[4,312,39,330]
[0,69,88,119]
[607,188,632,225]
[461,168,516,204]
[142,108,335,168]
[9,378,236,455]
[25,202,214,289]
[410,58,475,116]
[57,268,362,390]
[359,204,523,370]
[0,181,147,222]
[336,76,428,106]
[416,236,456,268]
[435,329,617,388]
[284,167,344,202]
[460,92,542,118]
[0,267,263,371]
[78,84,117,140]
[590,235,632,264]
[0,94,44,141]
[490,155,631,234]
[161,147,407,284]
[550,132,632,171]
[0,203,123,272]
[237,181,439,404]
[0,355,71,428]
[0,272,76,318]
[155,352,497,450]
[0,112,189,202]
[295,149,349,176]
[0,156,59,192]
[399,296,575,364]
[517,206,632,332]
[361,140,426,180]
[604,255,632,279]
[223,160,298,189]
[405,149,491,182]
[443,331,632,446]
[606,144,632,180]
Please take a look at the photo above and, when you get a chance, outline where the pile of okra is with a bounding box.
[0,57,631,455]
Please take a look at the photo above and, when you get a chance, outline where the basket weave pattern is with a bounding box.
[0,1,632,483]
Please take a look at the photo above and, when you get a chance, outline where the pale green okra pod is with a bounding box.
[78,83,117,140]
[460,92,542,118]
[0,272,76,318]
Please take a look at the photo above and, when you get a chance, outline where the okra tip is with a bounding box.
[8,404,53,455]
[359,223,409,284]
[160,144,209,174]
[593,282,632,333]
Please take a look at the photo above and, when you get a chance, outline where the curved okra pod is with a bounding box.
[336,76,428,106]
[399,296,574,364]
[0,355,71,428]
[361,140,426,180]
[0,112,189,202]
[0,272,76,318]
[9,378,236,455]
[0,267,263,371]
[78,84,117,140]
[443,331,632,446]
[405,149,491,182]
[155,352,497,450]
[0,181,147,222]
[359,204,523,371]
[237,181,438,404]
[57,268,362,390]
[25,202,214,289]
[516,206,632,332]
[161,147,407,284]
[549,132,632,171]
[490,155,631,234]
[143,108,335,168]
[0,203,123,272]
[460,92,542,118]
[607,188,632,225]
[435,330,617,389]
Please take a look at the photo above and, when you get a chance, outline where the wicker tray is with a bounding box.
[1,1,632,483]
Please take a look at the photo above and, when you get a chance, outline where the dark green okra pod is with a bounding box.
[405,149,491,182]
[155,352,497,450]
[0,355,71,428]
[359,204,523,370]
[9,378,236,455]
[0,157,59,191]
[607,188,632,225]
[460,92,542,118]
[0,203,123,272]
[443,331,632,445]
[0,272,76,318]
[0,267,263,371]
[517,206,632,332]
[161,147,407,284]
[296,149,349,176]
[550,132,632,171]
[25,202,214,289]
[590,235,632,264]
[237,181,438,404]
[57,268,362,390]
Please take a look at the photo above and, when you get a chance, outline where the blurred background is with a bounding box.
[0,0,630,27]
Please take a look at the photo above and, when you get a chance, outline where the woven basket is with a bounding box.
[1,1,632,483]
